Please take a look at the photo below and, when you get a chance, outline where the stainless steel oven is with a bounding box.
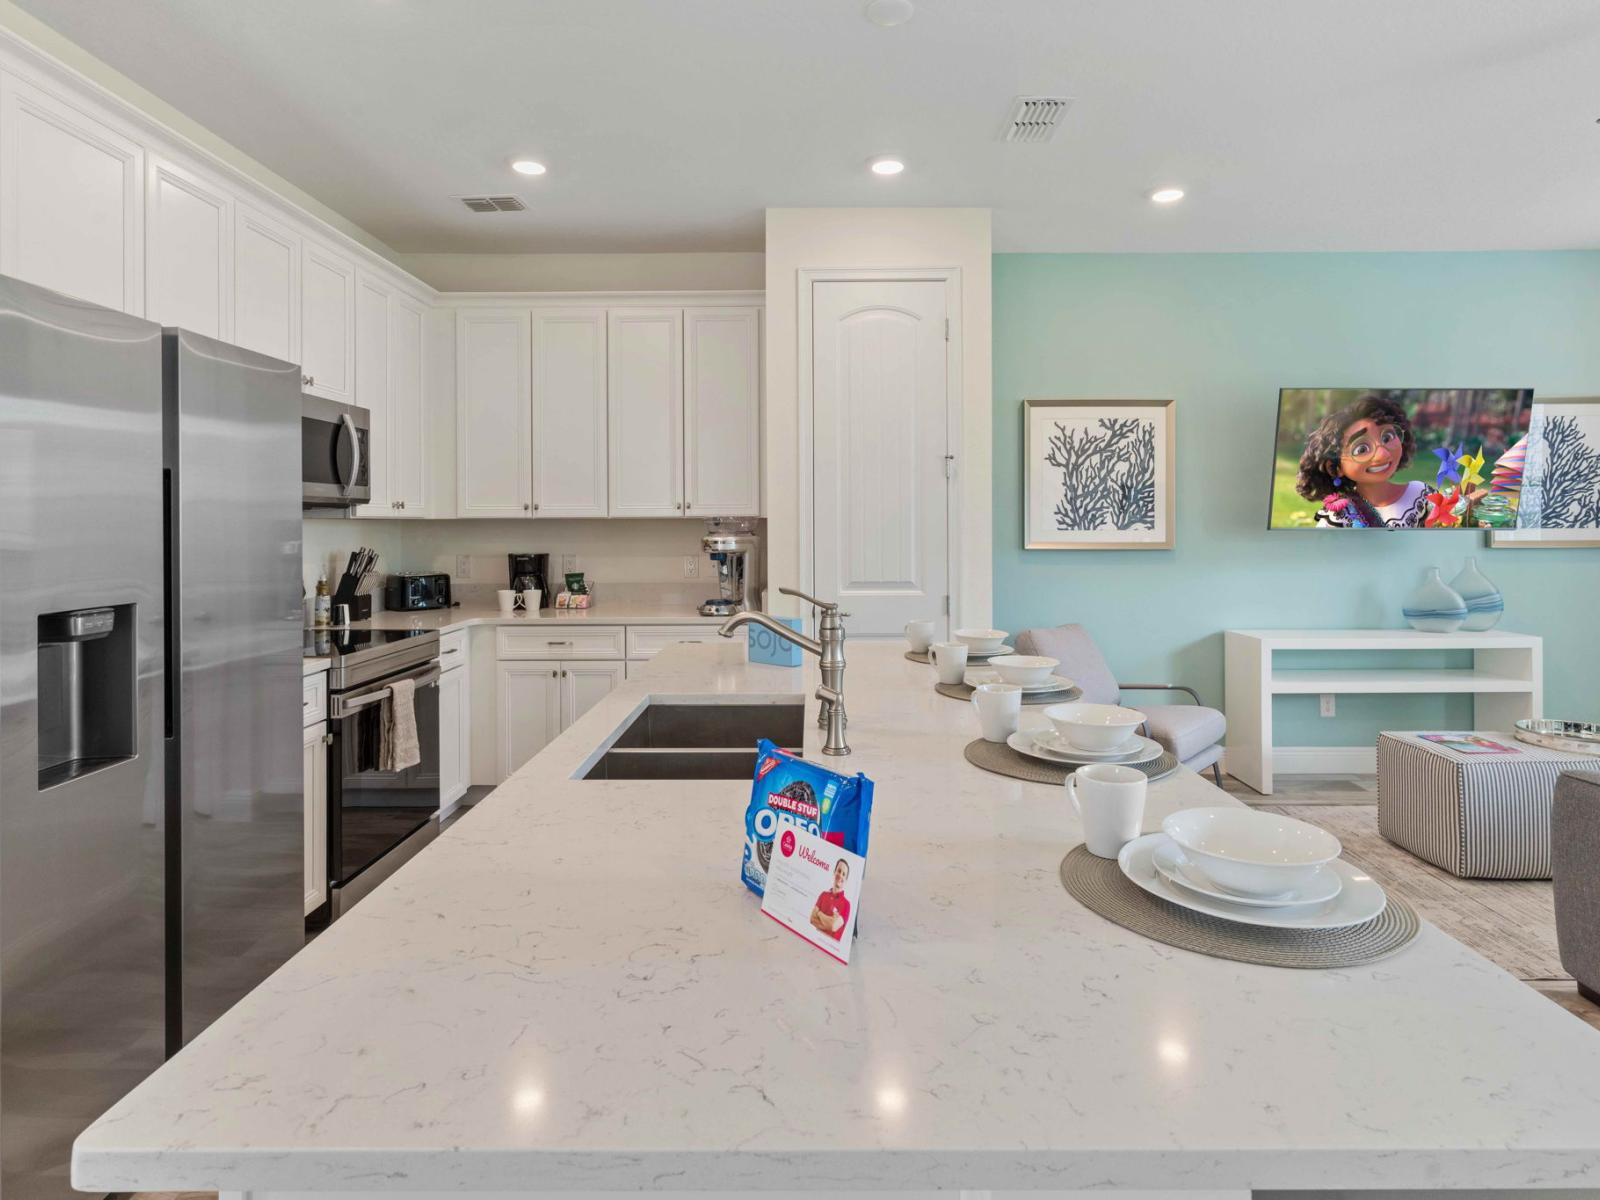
[318,629,440,918]
[302,393,370,509]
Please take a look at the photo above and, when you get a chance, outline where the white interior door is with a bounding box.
[812,279,950,638]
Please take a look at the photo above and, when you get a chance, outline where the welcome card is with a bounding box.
[760,825,864,964]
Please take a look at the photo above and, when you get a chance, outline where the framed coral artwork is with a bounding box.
[1023,398,1175,550]
[1489,396,1600,548]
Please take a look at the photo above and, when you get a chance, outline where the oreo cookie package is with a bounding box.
[742,739,874,897]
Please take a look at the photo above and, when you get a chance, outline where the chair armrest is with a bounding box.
[1117,682,1204,706]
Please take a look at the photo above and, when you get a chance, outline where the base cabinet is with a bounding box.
[302,720,328,917]
[496,658,625,781]
[438,658,470,815]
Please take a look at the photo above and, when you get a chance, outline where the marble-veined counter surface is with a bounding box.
[73,642,1600,1194]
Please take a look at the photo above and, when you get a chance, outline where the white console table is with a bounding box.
[1223,629,1543,795]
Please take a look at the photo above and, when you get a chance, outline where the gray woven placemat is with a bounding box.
[963,736,1177,782]
[1059,844,1420,968]
[937,681,1083,706]
[905,649,931,664]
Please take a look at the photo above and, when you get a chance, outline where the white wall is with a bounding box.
[396,252,764,294]
[763,208,992,625]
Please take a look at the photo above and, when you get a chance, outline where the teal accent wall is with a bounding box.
[992,252,1600,747]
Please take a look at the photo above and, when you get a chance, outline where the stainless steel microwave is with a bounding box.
[302,394,370,509]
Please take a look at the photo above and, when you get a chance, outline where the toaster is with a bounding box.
[384,573,452,611]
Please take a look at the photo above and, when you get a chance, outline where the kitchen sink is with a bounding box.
[582,700,804,781]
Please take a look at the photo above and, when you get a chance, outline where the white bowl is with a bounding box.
[987,654,1058,687]
[1161,806,1342,897]
[954,628,1008,653]
[1042,701,1145,752]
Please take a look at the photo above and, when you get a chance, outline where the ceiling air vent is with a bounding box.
[1001,96,1073,143]
[457,195,526,213]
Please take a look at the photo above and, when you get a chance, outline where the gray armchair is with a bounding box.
[1014,624,1227,785]
[1553,771,1600,1005]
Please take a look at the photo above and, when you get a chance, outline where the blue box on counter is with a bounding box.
[748,617,804,667]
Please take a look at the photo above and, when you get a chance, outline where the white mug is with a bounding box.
[970,683,1021,742]
[523,588,542,612]
[929,641,969,685]
[497,589,518,615]
[1067,762,1148,859]
[904,619,936,653]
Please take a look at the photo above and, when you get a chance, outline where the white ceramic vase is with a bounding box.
[1450,557,1504,631]
[1401,567,1467,632]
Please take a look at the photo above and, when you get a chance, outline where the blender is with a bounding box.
[698,518,761,617]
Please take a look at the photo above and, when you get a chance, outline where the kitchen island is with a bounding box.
[74,642,1600,1196]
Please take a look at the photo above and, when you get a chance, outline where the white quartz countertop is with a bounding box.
[344,599,726,633]
[74,643,1600,1193]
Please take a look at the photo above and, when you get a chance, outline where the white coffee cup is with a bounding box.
[970,682,1021,742]
[497,589,518,615]
[929,640,969,685]
[905,619,936,653]
[522,588,542,612]
[1067,762,1148,859]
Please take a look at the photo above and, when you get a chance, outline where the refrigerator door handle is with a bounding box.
[338,412,362,497]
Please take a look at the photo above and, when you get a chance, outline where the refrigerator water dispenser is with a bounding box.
[36,604,136,789]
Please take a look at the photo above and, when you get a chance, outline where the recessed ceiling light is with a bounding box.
[1149,187,1185,204]
[870,157,905,176]
[510,159,547,176]
[864,0,914,27]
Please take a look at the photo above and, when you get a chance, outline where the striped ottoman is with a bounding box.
[1378,731,1595,880]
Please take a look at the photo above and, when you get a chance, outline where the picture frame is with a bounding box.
[1488,396,1600,549]
[1023,398,1175,550]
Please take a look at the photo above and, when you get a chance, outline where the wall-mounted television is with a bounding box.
[1268,388,1534,529]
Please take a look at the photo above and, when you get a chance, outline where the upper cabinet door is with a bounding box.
[353,276,391,516]
[531,309,608,518]
[146,158,231,338]
[0,74,143,314]
[233,204,300,363]
[684,307,761,517]
[607,308,683,517]
[387,291,428,516]
[300,240,356,401]
[456,309,532,517]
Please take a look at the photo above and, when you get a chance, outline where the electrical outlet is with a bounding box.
[1319,693,1336,718]
[561,553,579,574]
[454,555,471,580]
[682,555,700,579]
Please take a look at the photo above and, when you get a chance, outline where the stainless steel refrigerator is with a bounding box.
[0,274,304,1200]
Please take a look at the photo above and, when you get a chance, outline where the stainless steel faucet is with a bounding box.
[718,586,850,756]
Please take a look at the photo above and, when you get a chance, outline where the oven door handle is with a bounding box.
[330,663,441,718]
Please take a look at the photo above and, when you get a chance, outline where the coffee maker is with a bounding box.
[508,553,550,603]
[698,518,761,617]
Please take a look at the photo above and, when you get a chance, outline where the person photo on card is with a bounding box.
[810,858,851,942]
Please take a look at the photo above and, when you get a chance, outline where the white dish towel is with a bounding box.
[379,676,421,772]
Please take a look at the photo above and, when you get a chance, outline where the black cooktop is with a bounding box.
[303,626,437,661]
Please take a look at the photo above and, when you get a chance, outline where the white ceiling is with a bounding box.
[13,0,1600,254]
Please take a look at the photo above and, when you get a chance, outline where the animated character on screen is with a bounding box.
[1295,394,1433,528]
[809,858,851,942]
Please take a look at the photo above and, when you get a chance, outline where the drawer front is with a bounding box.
[438,628,470,669]
[301,672,327,727]
[496,625,625,660]
[626,625,722,660]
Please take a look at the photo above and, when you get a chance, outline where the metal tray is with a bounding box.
[1514,719,1600,756]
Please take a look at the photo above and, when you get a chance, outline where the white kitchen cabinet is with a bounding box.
[607,307,683,517]
[684,307,761,516]
[302,719,328,917]
[0,72,143,314]
[233,203,300,364]
[437,655,470,816]
[145,157,231,338]
[300,238,356,401]
[457,309,532,517]
[354,276,391,513]
[496,660,562,780]
[355,279,429,518]
[561,660,626,728]
[531,309,608,517]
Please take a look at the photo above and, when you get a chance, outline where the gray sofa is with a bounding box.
[1552,770,1600,1005]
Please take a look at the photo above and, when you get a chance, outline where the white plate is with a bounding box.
[964,644,1017,660]
[1034,730,1161,763]
[1152,836,1342,908]
[1006,730,1162,766]
[966,669,1077,694]
[1117,833,1385,930]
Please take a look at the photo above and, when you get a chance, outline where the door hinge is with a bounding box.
[943,453,956,479]
[942,595,950,615]
[944,317,950,341]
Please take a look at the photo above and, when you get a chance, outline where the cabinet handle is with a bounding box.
[399,500,406,510]
[550,670,557,678]
[547,639,571,646]
[523,503,530,511]
[560,668,567,678]
[533,503,540,512]
[441,648,460,656]
[322,732,333,746]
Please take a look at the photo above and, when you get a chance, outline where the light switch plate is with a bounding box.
[1319,693,1336,718]
[454,555,471,580]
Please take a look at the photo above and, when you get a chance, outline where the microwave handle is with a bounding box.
[338,412,362,497]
